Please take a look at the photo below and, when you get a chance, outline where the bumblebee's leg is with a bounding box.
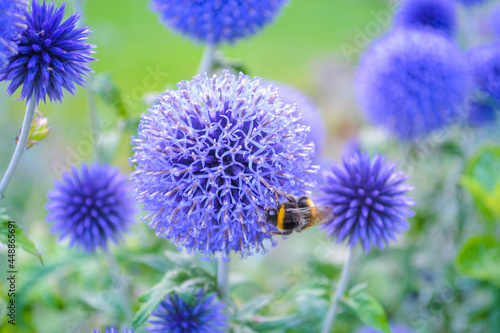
[286,194,298,204]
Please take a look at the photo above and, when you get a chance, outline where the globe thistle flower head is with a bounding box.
[468,44,500,102]
[0,1,96,104]
[93,327,133,333]
[317,152,415,252]
[0,0,28,69]
[395,0,457,37]
[46,163,136,252]
[467,101,497,127]
[149,0,289,44]
[455,0,491,7]
[131,71,317,261]
[491,6,500,37]
[267,82,325,157]
[146,289,227,333]
[356,30,470,140]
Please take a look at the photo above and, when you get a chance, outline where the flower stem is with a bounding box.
[104,250,133,325]
[72,0,101,162]
[197,43,216,75]
[321,249,355,333]
[0,98,37,199]
[217,254,229,299]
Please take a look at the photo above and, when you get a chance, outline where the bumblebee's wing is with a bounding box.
[288,206,335,232]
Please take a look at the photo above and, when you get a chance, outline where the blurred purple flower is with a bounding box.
[356,30,469,140]
[469,44,500,102]
[268,82,325,157]
[0,1,96,104]
[455,0,491,7]
[46,163,135,252]
[149,0,288,44]
[317,152,415,252]
[0,0,28,69]
[146,290,227,333]
[467,101,496,127]
[93,327,133,333]
[356,324,416,333]
[395,0,457,37]
[131,71,317,260]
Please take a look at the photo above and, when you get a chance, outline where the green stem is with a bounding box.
[73,0,101,162]
[217,254,229,299]
[0,99,37,199]
[197,43,216,75]
[104,250,133,325]
[321,249,355,333]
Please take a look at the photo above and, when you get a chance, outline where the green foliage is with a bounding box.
[460,145,500,224]
[343,283,392,333]
[132,251,216,330]
[0,208,43,265]
[456,235,500,286]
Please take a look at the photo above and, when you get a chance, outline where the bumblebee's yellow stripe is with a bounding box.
[306,198,316,219]
[277,204,286,230]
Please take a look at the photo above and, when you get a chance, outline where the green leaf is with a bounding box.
[461,145,500,223]
[343,283,392,333]
[0,209,43,265]
[133,270,184,329]
[456,235,500,285]
[90,73,128,118]
[246,315,303,332]
[133,268,216,330]
[237,294,275,319]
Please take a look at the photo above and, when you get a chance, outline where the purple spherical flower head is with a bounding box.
[267,82,325,157]
[469,44,500,102]
[0,1,96,104]
[0,0,28,69]
[467,101,496,127]
[317,152,415,252]
[356,30,469,140]
[149,0,288,44]
[46,163,136,252]
[356,324,416,333]
[491,6,500,37]
[455,0,491,7]
[93,327,133,333]
[395,0,457,37]
[131,71,317,261]
[146,289,227,333]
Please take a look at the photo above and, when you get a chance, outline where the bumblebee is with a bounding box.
[264,195,334,235]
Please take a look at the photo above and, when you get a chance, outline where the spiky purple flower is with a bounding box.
[131,71,316,260]
[149,0,288,44]
[0,0,28,69]
[93,327,133,333]
[0,1,95,104]
[146,290,227,333]
[356,30,469,139]
[46,163,136,252]
[395,0,457,37]
[317,152,415,252]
